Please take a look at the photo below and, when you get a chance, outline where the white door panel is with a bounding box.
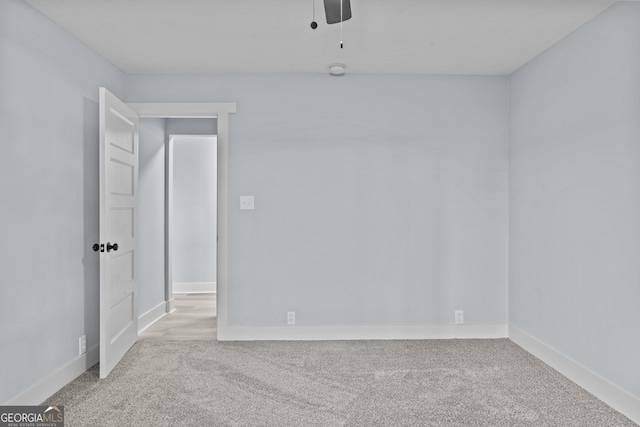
[99,87,139,378]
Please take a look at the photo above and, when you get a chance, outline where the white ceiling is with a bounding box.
[25,0,619,75]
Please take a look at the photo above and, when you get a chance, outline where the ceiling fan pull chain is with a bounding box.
[340,0,343,48]
[310,0,318,29]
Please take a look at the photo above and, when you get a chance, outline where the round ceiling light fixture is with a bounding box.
[329,63,346,76]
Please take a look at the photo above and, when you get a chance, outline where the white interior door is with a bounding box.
[99,87,139,378]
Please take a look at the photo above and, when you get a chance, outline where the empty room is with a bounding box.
[1,0,639,425]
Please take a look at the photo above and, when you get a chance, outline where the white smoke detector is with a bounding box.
[329,63,346,76]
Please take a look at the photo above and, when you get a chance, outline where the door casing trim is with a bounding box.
[129,102,236,341]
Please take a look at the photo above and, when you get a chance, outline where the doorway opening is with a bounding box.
[166,134,217,339]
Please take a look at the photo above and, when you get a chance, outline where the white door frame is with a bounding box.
[128,102,235,341]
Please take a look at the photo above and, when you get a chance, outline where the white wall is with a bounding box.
[0,0,125,404]
[166,118,217,136]
[138,119,167,313]
[172,135,217,291]
[127,74,509,327]
[509,1,640,399]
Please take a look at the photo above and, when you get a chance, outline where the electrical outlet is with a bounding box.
[287,311,295,325]
[240,195,255,210]
[79,335,87,355]
[454,310,464,325]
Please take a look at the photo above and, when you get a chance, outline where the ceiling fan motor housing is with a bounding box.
[324,0,352,24]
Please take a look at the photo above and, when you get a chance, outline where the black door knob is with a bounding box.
[93,243,104,252]
[106,242,119,252]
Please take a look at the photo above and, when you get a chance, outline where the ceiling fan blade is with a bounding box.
[324,0,351,24]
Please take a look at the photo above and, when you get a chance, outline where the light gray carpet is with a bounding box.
[46,339,636,426]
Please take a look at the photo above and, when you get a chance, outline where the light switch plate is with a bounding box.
[240,195,255,210]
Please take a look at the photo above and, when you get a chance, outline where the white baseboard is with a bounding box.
[509,325,640,425]
[166,298,176,314]
[6,345,99,406]
[138,301,167,334]
[218,323,508,341]
[172,282,216,294]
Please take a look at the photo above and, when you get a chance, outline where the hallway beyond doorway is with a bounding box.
[140,294,216,340]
